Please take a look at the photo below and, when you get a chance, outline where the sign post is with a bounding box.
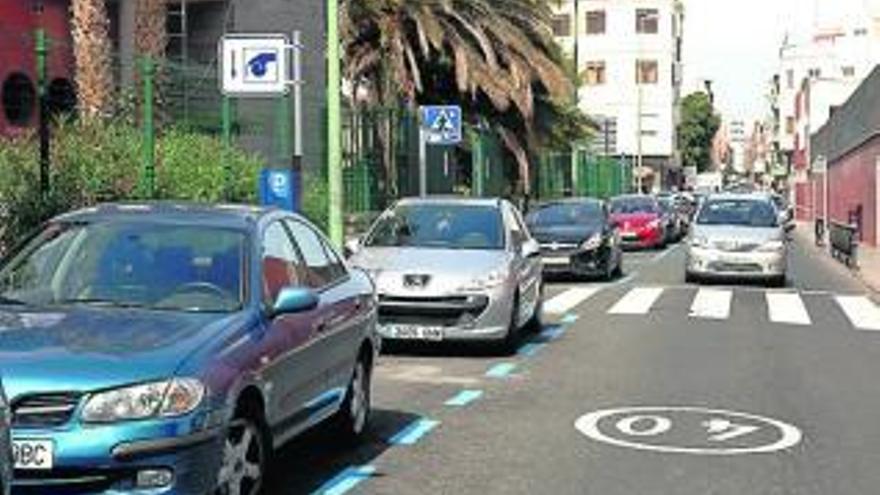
[418,105,463,197]
[219,33,303,209]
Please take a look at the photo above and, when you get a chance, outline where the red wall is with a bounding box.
[828,135,879,247]
[0,0,73,136]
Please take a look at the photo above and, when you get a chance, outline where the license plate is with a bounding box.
[622,233,639,241]
[381,325,444,341]
[542,256,569,266]
[13,439,54,470]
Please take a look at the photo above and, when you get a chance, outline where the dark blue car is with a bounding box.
[0,203,378,494]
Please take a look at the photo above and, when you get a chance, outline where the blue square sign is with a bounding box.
[421,106,462,145]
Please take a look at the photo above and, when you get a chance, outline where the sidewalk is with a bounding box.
[794,221,880,293]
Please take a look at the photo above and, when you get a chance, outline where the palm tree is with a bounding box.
[135,0,168,63]
[70,0,114,118]
[342,0,583,194]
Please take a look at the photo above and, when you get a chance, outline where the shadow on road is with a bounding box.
[264,408,421,493]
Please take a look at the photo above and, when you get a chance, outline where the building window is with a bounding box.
[854,28,868,36]
[583,61,606,85]
[786,69,794,89]
[786,117,795,135]
[1,73,36,127]
[636,60,658,84]
[842,66,856,77]
[636,9,659,34]
[808,67,821,78]
[551,14,571,37]
[586,10,606,35]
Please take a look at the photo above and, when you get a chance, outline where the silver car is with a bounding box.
[348,197,543,352]
[686,194,788,286]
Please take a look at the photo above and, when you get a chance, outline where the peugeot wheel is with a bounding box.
[215,417,267,495]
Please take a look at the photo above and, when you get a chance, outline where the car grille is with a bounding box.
[378,295,490,327]
[12,393,82,428]
[712,241,760,252]
[709,262,763,273]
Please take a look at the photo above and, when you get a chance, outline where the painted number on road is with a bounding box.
[575,406,803,455]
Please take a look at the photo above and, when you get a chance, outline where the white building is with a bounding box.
[728,119,747,173]
[774,2,880,169]
[551,0,685,190]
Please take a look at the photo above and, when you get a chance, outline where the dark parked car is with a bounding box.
[658,196,686,242]
[0,203,378,495]
[526,198,623,280]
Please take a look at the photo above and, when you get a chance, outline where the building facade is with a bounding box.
[551,0,684,191]
[0,0,76,136]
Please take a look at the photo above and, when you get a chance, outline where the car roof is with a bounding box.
[536,197,603,206]
[704,193,773,202]
[611,194,656,201]
[396,196,504,208]
[55,202,275,229]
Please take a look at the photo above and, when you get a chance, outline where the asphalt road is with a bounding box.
[265,233,880,495]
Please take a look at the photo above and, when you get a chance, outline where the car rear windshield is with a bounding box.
[527,202,604,227]
[0,221,247,312]
[610,197,659,215]
[365,204,504,250]
[697,199,778,228]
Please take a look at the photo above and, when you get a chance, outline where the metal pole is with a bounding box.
[471,127,485,197]
[292,30,303,168]
[36,27,50,197]
[327,0,343,246]
[142,56,156,199]
[222,95,232,200]
[419,124,428,197]
[637,79,644,194]
[276,93,291,166]
[571,0,580,197]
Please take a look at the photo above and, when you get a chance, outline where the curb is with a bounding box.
[793,223,880,295]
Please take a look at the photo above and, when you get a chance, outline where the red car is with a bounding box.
[609,195,666,249]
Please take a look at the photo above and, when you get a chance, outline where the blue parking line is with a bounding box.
[517,342,546,357]
[445,389,484,407]
[560,313,579,325]
[312,465,376,495]
[485,362,517,378]
[540,325,566,341]
[389,418,440,446]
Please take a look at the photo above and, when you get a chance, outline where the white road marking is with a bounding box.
[766,292,811,326]
[689,288,732,320]
[544,287,601,315]
[608,287,664,315]
[835,296,880,331]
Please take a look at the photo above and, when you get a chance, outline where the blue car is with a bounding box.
[0,203,379,494]
[0,380,9,495]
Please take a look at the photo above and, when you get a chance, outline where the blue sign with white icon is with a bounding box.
[259,169,299,212]
[421,105,462,145]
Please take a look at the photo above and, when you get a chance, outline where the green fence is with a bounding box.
[537,150,633,202]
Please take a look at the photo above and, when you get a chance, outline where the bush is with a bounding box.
[0,119,263,249]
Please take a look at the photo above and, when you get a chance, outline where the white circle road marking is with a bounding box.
[575,406,803,455]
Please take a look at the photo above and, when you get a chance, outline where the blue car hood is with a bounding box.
[0,306,241,401]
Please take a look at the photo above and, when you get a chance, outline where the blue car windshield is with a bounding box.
[365,204,504,250]
[0,222,247,312]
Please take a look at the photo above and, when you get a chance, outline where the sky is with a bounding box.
[681,0,870,123]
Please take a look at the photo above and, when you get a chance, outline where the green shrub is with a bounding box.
[0,119,264,249]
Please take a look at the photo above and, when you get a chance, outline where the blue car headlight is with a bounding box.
[81,378,205,423]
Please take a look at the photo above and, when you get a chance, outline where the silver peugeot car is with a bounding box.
[347,197,543,352]
[686,194,788,286]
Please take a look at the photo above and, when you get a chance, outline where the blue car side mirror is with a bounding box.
[272,287,319,317]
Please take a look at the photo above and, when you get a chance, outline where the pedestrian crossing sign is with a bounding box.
[421,105,462,145]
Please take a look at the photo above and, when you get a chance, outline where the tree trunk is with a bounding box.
[135,0,168,122]
[70,0,114,118]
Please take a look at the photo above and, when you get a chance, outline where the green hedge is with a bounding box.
[0,119,263,249]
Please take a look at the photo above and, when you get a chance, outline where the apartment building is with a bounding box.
[551,0,684,190]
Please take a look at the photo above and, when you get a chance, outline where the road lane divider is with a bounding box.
[540,325,566,341]
[444,390,484,407]
[835,295,880,331]
[312,465,377,495]
[690,288,732,320]
[485,362,517,378]
[544,287,601,315]
[766,292,811,325]
[560,313,579,324]
[389,418,441,446]
[608,287,664,315]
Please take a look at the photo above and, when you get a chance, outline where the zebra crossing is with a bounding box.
[545,285,880,332]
